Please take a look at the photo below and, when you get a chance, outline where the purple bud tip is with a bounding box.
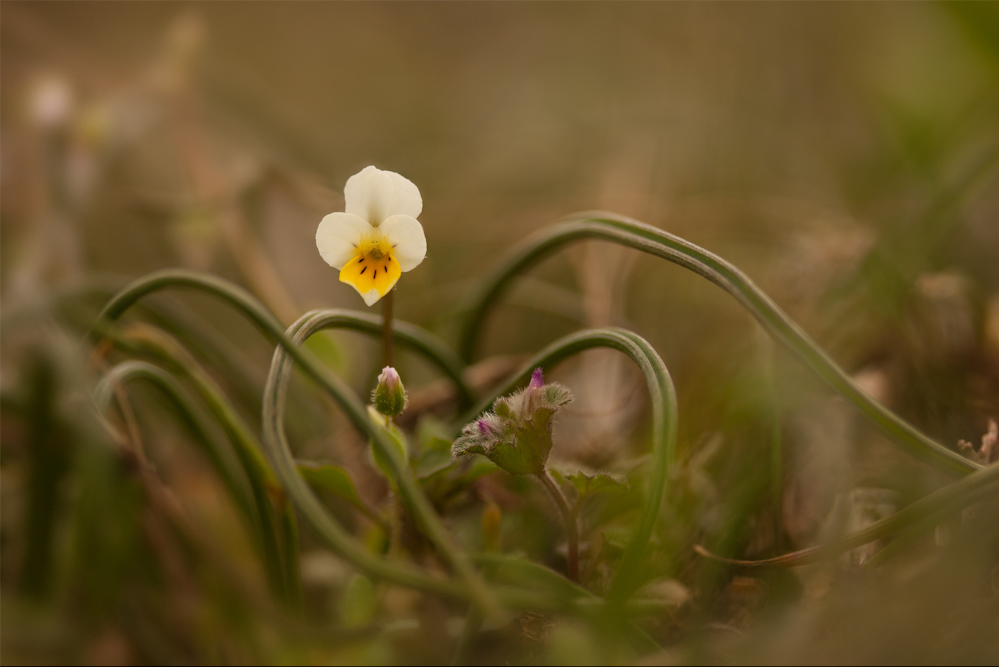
[378,366,400,388]
[530,367,544,389]
[477,419,491,435]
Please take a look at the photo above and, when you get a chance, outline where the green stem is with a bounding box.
[458,213,979,478]
[450,608,484,667]
[382,290,394,368]
[294,309,473,410]
[757,328,784,550]
[537,470,579,582]
[388,488,404,559]
[277,494,303,609]
[694,458,999,569]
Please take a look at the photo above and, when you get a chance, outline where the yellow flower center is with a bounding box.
[339,234,402,298]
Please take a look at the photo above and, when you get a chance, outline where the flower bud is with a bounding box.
[372,366,407,417]
[451,367,572,476]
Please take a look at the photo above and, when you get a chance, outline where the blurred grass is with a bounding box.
[2,2,999,664]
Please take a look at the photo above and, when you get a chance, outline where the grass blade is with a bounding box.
[458,214,979,477]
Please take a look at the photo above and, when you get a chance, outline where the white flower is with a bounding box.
[30,75,74,129]
[316,166,427,306]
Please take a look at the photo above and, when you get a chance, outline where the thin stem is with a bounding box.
[450,608,484,667]
[277,493,303,610]
[382,290,394,368]
[287,308,473,409]
[388,488,404,559]
[537,470,579,582]
[693,456,999,569]
[757,327,784,551]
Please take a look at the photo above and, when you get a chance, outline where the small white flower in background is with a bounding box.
[316,166,427,306]
[29,75,74,129]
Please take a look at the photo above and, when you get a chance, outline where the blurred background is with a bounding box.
[2,2,999,664]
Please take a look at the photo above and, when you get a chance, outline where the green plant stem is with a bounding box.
[537,470,579,582]
[388,489,404,560]
[277,493,303,609]
[382,290,394,368]
[301,308,473,408]
[458,213,979,478]
[20,353,66,599]
[757,328,784,550]
[450,608,484,667]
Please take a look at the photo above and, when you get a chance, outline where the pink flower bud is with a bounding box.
[372,366,407,417]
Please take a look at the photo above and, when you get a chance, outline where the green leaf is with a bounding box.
[473,552,589,602]
[296,462,365,511]
[415,444,454,480]
[340,574,378,627]
[416,416,452,449]
[366,407,409,484]
[554,469,630,501]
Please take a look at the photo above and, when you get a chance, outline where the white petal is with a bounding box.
[316,212,372,269]
[360,287,383,307]
[380,215,427,272]
[344,165,422,225]
[384,170,422,220]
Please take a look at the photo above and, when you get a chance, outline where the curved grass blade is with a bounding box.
[94,361,251,516]
[95,358,293,603]
[458,213,979,477]
[90,269,507,612]
[292,309,474,411]
[94,362,560,614]
[90,271,472,411]
[101,327,301,601]
[693,458,999,569]
[264,310,502,616]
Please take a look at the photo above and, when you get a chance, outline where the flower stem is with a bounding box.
[389,487,404,559]
[537,470,579,582]
[382,290,394,368]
